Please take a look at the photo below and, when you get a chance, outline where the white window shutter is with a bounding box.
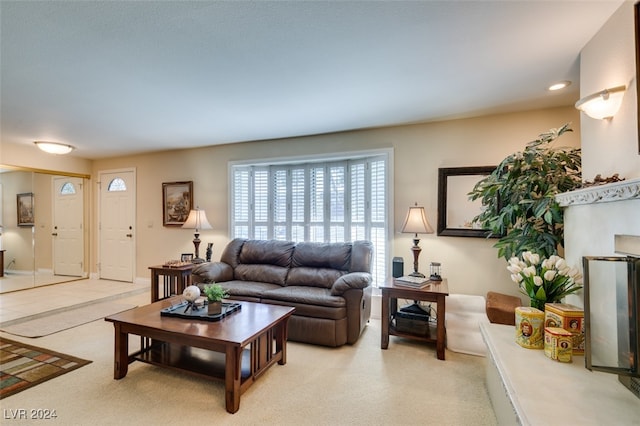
[231,154,388,286]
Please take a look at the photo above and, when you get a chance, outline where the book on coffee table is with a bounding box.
[395,276,430,289]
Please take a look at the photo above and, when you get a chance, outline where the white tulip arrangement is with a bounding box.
[507,251,583,310]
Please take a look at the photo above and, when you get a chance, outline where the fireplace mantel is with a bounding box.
[555,177,640,207]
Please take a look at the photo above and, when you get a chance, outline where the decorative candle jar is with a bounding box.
[429,262,442,281]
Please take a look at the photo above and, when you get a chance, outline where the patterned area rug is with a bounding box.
[0,337,91,399]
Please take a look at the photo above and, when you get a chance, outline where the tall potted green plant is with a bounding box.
[468,123,582,261]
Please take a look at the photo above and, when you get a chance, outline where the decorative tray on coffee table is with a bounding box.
[160,301,241,322]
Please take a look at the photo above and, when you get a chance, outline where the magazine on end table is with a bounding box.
[394,275,431,289]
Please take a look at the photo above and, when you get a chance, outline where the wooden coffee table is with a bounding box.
[105,298,295,413]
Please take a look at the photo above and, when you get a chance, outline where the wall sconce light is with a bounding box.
[182,207,212,263]
[401,202,434,277]
[34,141,75,155]
[575,85,626,120]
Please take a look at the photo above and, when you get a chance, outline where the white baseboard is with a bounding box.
[89,272,149,286]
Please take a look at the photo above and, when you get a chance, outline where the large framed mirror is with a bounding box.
[437,166,497,238]
[0,165,90,293]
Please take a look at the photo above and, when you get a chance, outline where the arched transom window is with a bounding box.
[60,182,76,195]
[108,178,127,192]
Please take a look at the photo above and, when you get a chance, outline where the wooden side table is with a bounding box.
[380,278,449,360]
[149,264,194,302]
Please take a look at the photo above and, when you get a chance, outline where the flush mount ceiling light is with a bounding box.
[34,141,75,155]
[575,85,626,120]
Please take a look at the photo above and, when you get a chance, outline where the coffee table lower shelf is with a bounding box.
[133,341,254,384]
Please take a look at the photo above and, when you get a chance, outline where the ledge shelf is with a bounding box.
[480,322,640,425]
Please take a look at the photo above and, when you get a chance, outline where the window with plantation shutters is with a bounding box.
[231,152,389,286]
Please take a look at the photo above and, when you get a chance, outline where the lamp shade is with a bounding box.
[575,85,626,120]
[181,208,212,232]
[401,204,434,235]
[34,141,75,155]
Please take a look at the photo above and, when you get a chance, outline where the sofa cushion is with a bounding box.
[263,299,347,321]
[350,241,374,273]
[213,280,281,299]
[239,239,295,267]
[261,286,346,309]
[219,238,247,268]
[235,264,289,286]
[292,242,351,271]
[287,267,344,289]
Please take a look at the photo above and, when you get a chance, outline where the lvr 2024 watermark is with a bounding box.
[3,409,57,420]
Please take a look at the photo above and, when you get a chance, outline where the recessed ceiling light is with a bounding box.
[548,81,571,91]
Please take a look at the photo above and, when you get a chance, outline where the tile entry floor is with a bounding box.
[0,278,149,325]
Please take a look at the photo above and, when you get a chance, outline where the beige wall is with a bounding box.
[579,0,639,181]
[92,106,580,298]
[564,0,640,308]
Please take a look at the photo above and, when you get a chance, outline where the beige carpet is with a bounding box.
[0,302,137,338]
[0,291,497,425]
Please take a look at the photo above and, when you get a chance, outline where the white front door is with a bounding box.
[99,169,136,282]
[53,177,84,276]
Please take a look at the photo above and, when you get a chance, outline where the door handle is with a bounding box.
[126,234,133,238]
[52,233,58,236]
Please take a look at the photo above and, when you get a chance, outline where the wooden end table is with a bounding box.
[380,278,449,360]
[105,298,295,414]
[149,264,194,302]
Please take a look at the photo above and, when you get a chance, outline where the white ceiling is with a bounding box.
[0,1,624,160]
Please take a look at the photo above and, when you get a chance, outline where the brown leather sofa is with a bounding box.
[191,238,373,347]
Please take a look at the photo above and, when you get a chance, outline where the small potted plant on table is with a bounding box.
[203,283,228,315]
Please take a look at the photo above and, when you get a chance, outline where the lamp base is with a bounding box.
[409,271,425,278]
[192,257,206,264]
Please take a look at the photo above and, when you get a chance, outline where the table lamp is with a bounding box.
[401,202,434,277]
[182,207,212,263]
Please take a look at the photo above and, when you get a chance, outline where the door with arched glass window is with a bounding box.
[99,169,135,282]
[53,177,84,277]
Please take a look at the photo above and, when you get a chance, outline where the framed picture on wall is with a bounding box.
[162,181,193,226]
[437,166,498,238]
[17,192,34,227]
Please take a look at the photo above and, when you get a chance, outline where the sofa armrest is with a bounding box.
[330,272,372,296]
[191,261,233,283]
